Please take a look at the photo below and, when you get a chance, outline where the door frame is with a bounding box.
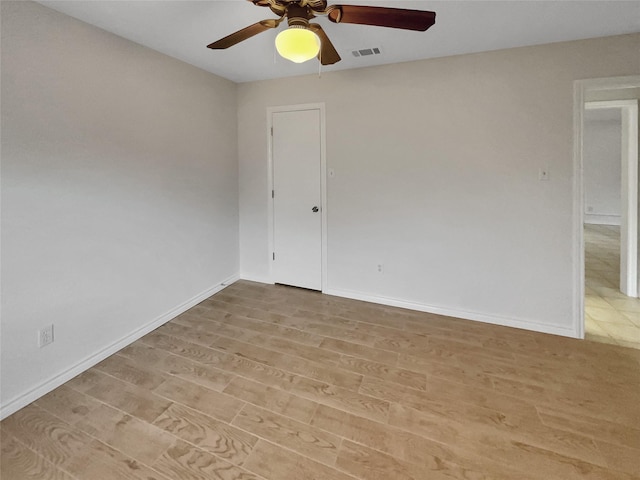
[584,99,639,298]
[267,103,328,291]
[573,75,640,339]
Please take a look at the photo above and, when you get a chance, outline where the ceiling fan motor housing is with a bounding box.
[285,4,314,26]
[256,0,328,17]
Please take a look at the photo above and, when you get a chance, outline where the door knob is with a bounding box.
[312,206,319,213]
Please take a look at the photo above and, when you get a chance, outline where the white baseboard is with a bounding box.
[324,287,578,339]
[0,274,239,420]
[584,214,621,226]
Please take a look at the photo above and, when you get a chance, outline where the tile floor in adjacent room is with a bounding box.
[585,224,640,349]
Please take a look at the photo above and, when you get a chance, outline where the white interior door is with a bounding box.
[272,108,322,290]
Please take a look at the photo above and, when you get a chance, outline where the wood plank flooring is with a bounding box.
[2,280,640,479]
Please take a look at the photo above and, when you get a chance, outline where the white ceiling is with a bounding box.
[38,0,640,83]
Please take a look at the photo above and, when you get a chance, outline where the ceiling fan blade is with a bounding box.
[327,5,435,31]
[207,19,278,49]
[309,24,341,65]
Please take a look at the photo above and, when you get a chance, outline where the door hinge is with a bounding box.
[272,190,274,199]
[273,252,275,261]
[271,127,273,136]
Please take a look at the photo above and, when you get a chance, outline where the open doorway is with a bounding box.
[581,93,640,349]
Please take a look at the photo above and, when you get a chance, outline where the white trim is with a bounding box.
[629,103,640,296]
[266,103,328,292]
[320,107,328,292]
[573,75,640,339]
[324,287,576,338]
[584,99,639,298]
[573,80,586,339]
[581,76,640,91]
[0,274,238,420]
[584,214,621,226]
[586,100,639,110]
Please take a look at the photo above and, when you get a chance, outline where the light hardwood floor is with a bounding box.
[2,280,640,479]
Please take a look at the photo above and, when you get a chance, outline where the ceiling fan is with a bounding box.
[207,0,436,65]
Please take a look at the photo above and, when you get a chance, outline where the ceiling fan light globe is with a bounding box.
[275,26,321,63]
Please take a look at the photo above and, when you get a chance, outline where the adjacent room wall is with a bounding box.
[583,109,622,225]
[1,1,239,417]
[238,33,640,337]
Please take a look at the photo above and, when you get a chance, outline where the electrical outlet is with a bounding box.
[38,324,54,348]
[377,264,384,273]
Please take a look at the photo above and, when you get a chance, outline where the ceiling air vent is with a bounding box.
[352,47,381,57]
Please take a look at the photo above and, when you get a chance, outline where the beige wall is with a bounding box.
[238,33,640,336]
[1,1,238,416]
